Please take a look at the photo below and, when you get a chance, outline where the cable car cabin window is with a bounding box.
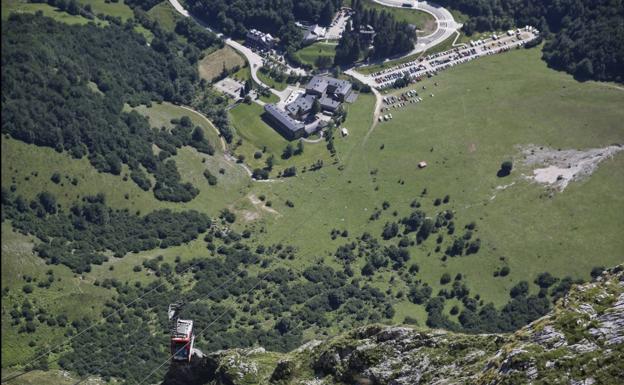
[172,342,190,361]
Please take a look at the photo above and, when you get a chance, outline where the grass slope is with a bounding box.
[146,0,180,32]
[361,0,436,35]
[199,46,246,82]
[2,0,106,25]
[1,223,112,368]
[2,41,624,380]
[249,46,624,308]
[228,103,333,170]
[294,42,337,68]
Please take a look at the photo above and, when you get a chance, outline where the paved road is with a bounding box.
[167,0,302,100]
[363,29,539,89]
[372,0,461,56]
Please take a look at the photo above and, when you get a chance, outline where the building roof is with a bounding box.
[286,94,315,116]
[246,29,275,45]
[319,96,340,110]
[306,75,353,97]
[306,75,329,94]
[327,77,352,96]
[264,104,304,133]
[174,319,193,339]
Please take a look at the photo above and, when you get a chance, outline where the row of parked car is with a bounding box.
[379,89,423,116]
[374,63,428,85]
[375,32,540,89]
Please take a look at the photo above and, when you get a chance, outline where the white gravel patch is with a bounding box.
[521,144,622,191]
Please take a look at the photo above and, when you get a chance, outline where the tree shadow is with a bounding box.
[496,169,511,177]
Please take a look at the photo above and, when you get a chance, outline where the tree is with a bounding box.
[590,266,605,278]
[252,168,269,180]
[311,98,321,114]
[498,160,513,177]
[295,140,304,155]
[319,1,335,26]
[382,222,399,240]
[282,144,294,159]
[275,318,291,334]
[510,281,529,298]
[440,273,451,285]
[203,170,218,185]
[51,172,61,184]
[192,127,205,142]
[265,154,275,171]
[37,191,57,214]
[282,167,297,177]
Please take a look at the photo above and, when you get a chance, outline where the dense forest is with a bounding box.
[335,0,416,65]
[1,189,210,273]
[439,0,623,82]
[3,191,586,381]
[1,13,228,202]
[184,0,342,37]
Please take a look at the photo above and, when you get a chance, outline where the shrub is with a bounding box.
[590,266,605,278]
[498,160,513,177]
[51,172,61,184]
[510,281,529,298]
[220,209,236,223]
[282,166,297,177]
[252,168,269,180]
[203,170,218,185]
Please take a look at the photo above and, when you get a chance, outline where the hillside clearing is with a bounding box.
[199,46,246,82]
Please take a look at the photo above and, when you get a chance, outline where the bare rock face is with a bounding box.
[162,266,623,385]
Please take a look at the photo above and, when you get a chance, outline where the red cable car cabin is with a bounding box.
[170,319,195,363]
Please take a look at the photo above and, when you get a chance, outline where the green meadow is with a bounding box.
[238,46,624,310]
[293,42,337,68]
[2,7,624,381]
[2,0,106,25]
[361,0,437,35]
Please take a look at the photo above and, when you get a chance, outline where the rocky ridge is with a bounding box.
[164,266,623,385]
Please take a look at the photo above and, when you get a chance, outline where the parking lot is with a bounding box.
[364,26,540,90]
[214,77,244,99]
[378,89,424,122]
[325,7,353,40]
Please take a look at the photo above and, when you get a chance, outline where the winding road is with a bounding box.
[168,0,460,91]
[372,0,461,57]
[167,0,301,97]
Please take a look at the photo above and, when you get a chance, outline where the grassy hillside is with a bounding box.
[199,46,246,82]
[228,102,333,170]
[2,25,623,384]
[2,0,153,38]
[146,0,181,32]
[1,223,112,367]
[293,42,337,68]
[247,46,624,309]
[2,0,106,25]
[361,0,437,35]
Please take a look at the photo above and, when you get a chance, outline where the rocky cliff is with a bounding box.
[163,266,623,385]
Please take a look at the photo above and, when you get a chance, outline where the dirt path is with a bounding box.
[248,193,280,216]
[177,105,285,182]
[178,105,228,152]
[362,88,383,145]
